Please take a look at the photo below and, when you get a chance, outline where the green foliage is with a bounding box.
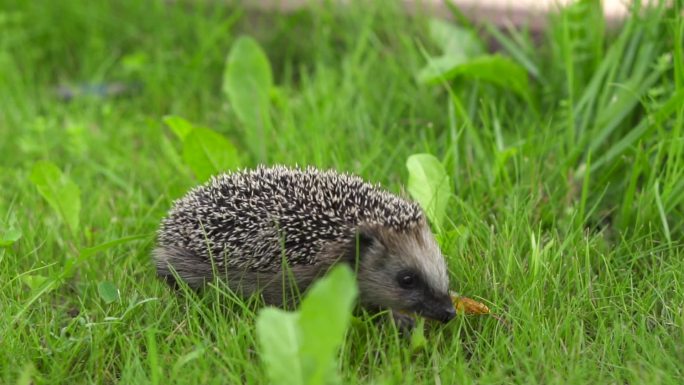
[28,161,81,234]
[182,127,241,182]
[1,1,683,384]
[20,274,50,293]
[163,115,194,142]
[406,154,451,230]
[164,115,241,182]
[257,309,303,385]
[97,281,120,304]
[408,318,427,352]
[256,265,358,385]
[0,218,22,247]
[298,265,358,384]
[223,36,274,162]
[79,234,149,259]
[418,19,531,103]
[428,55,530,100]
[14,363,35,385]
[427,18,483,58]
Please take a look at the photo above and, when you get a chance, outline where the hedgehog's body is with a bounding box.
[154,166,456,323]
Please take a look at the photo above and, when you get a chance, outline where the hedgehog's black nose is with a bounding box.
[419,296,457,323]
[441,305,456,323]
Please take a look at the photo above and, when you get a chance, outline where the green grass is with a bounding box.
[1,0,683,383]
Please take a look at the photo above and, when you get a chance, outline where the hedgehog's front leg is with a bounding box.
[390,309,416,332]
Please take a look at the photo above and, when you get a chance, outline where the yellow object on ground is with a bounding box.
[450,291,491,315]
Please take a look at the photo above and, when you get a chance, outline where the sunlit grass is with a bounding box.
[1,0,682,384]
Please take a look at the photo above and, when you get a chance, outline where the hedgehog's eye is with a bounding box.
[397,271,417,289]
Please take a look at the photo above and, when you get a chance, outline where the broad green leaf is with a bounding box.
[223,36,273,161]
[98,281,119,304]
[255,265,357,385]
[419,54,531,102]
[163,115,194,142]
[182,127,240,182]
[417,55,468,84]
[29,161,81,233]
[428,18,483,59]
[256,308,303,385]
[0,225,22,247]
[457,55,530,100]
[406,154,451,230]
[21,274,50,292]
[298,265,358,385]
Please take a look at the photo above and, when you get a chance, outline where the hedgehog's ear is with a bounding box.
[355,229,376,252]
[345,224,384,263]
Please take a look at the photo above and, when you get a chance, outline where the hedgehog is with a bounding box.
[153,165,456,325]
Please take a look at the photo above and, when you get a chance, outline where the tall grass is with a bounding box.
[1,0,682,384]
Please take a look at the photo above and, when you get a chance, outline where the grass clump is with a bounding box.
[0,0,682,384]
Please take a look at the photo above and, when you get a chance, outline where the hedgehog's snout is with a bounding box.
[414,292,456,323]
[439,303,457,323]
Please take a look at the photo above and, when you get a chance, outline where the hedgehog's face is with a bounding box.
[353,223,456,323]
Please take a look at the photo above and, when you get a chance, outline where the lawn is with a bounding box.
[1,1,683,384]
